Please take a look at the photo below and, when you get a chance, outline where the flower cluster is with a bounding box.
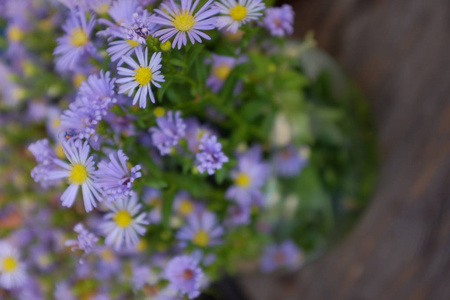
[0,0,326,298]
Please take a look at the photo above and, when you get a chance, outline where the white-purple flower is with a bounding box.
[117,47,165,108]
[177,210,224,247]
[263,4,294,37]
[215,0,265,33]
[150,110,186,155]
[0,241,27,290]
[47,141,102,212]
[195,135,229,175]
[95,149,142,202]
[164,255,204,299]
[101,193,149,250]
[260,240,303,273]
[226,146,270,207]
[54,10,96,71]
[152,0,219,49]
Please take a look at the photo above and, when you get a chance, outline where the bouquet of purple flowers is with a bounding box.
[0,0,377,299]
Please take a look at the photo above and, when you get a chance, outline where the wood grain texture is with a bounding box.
[240,0,450,299]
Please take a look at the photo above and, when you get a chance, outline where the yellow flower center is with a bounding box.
[213,64,232,80]
[69,28,89,47]
[69,163,88,184]
[154,107,166,117]
[230,5,247,21]
[2,256,18,273]
[235,173,251,188]
[173,11,196,32]
[178,200,194,216]
[114,210,132,228]
[73,73,87,88]
[127,39,141,47]
[94,3,110,15]
[55,144,65,159]
[193,230,209,247]
[134,66,153,86]
[100,249,115,262]
[7,26,24,42]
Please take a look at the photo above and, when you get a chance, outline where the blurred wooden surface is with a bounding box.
[240,0,450,299]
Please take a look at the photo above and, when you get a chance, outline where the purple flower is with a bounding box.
[54,10,96,71]
[29,139,61,188]
[263,4,294,37]
[117,47,165,108]
[54,282,76,300]
[184,118,215,153]
[215,0,265,33]
[225,146,270,207]
[173,191,201,218]
[195,135,229,175]
[97,0,138,40]
[225,204,251,226]
[95,149,142,202]
[260,240,303,273]
[65,223,99,262]
[273,144,308,177]
[47,141,102,212]
[101,193,149,250]
[150,110,186,155]
[164,255,204,299]
[152,0,219,49]
[177,210,224,247]
[124,10,160,45]
[131,264,156,289]
[78,71,117,115]
[206,54,243,92]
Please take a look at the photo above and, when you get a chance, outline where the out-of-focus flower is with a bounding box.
[195,135,229,175]
[0,241,27,289]
[78,71,117,115]
[177,211,223,247]
[152,0,219,49]
[225,204,251,226]
[54,281,76,300]
[184,118,215,153]
[88,0,113,15]
[101,194,149,250]
[29,139,62,188]
[206,54,243,92]
[215,0,265,33]
[65,223,99,262]
[226,146,270,207]
[117,47,164,108]
[47,141,102,212]
[273,144,308,177]
[260,240,303,273]
[144,188,163,224]
[164,255,204,299]
[54,10,96,71]
[95,149,142,202]
[263,4,294,37]
[150,110,186,155]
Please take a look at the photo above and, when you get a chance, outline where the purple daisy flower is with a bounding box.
[117,47,165,108]
[273,144,308,177]
[215,0,265,33]
[184,118,215,153]
[54,10,96,71]
[195,135,229,175]
[206,54,243,92]
[164,255,204,299]
[0,241,27,290]
[260,240,303,273]
[78,71,117,115]
[65,223,99,263]
[152,0,219,49]
[150,110,186,155]
[101,193,149,250]
[47,141,102,212]
[225,204,251,226]
[97,0,138,40]
[263,4,294,37]
[29,139,61,188]
[95,149,142,202]
[173,191,202,218]
[177,210,224,247]
[225,146,270,207]
[124,10,160,45]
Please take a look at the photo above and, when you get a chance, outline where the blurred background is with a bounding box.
[240,0,450,299]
